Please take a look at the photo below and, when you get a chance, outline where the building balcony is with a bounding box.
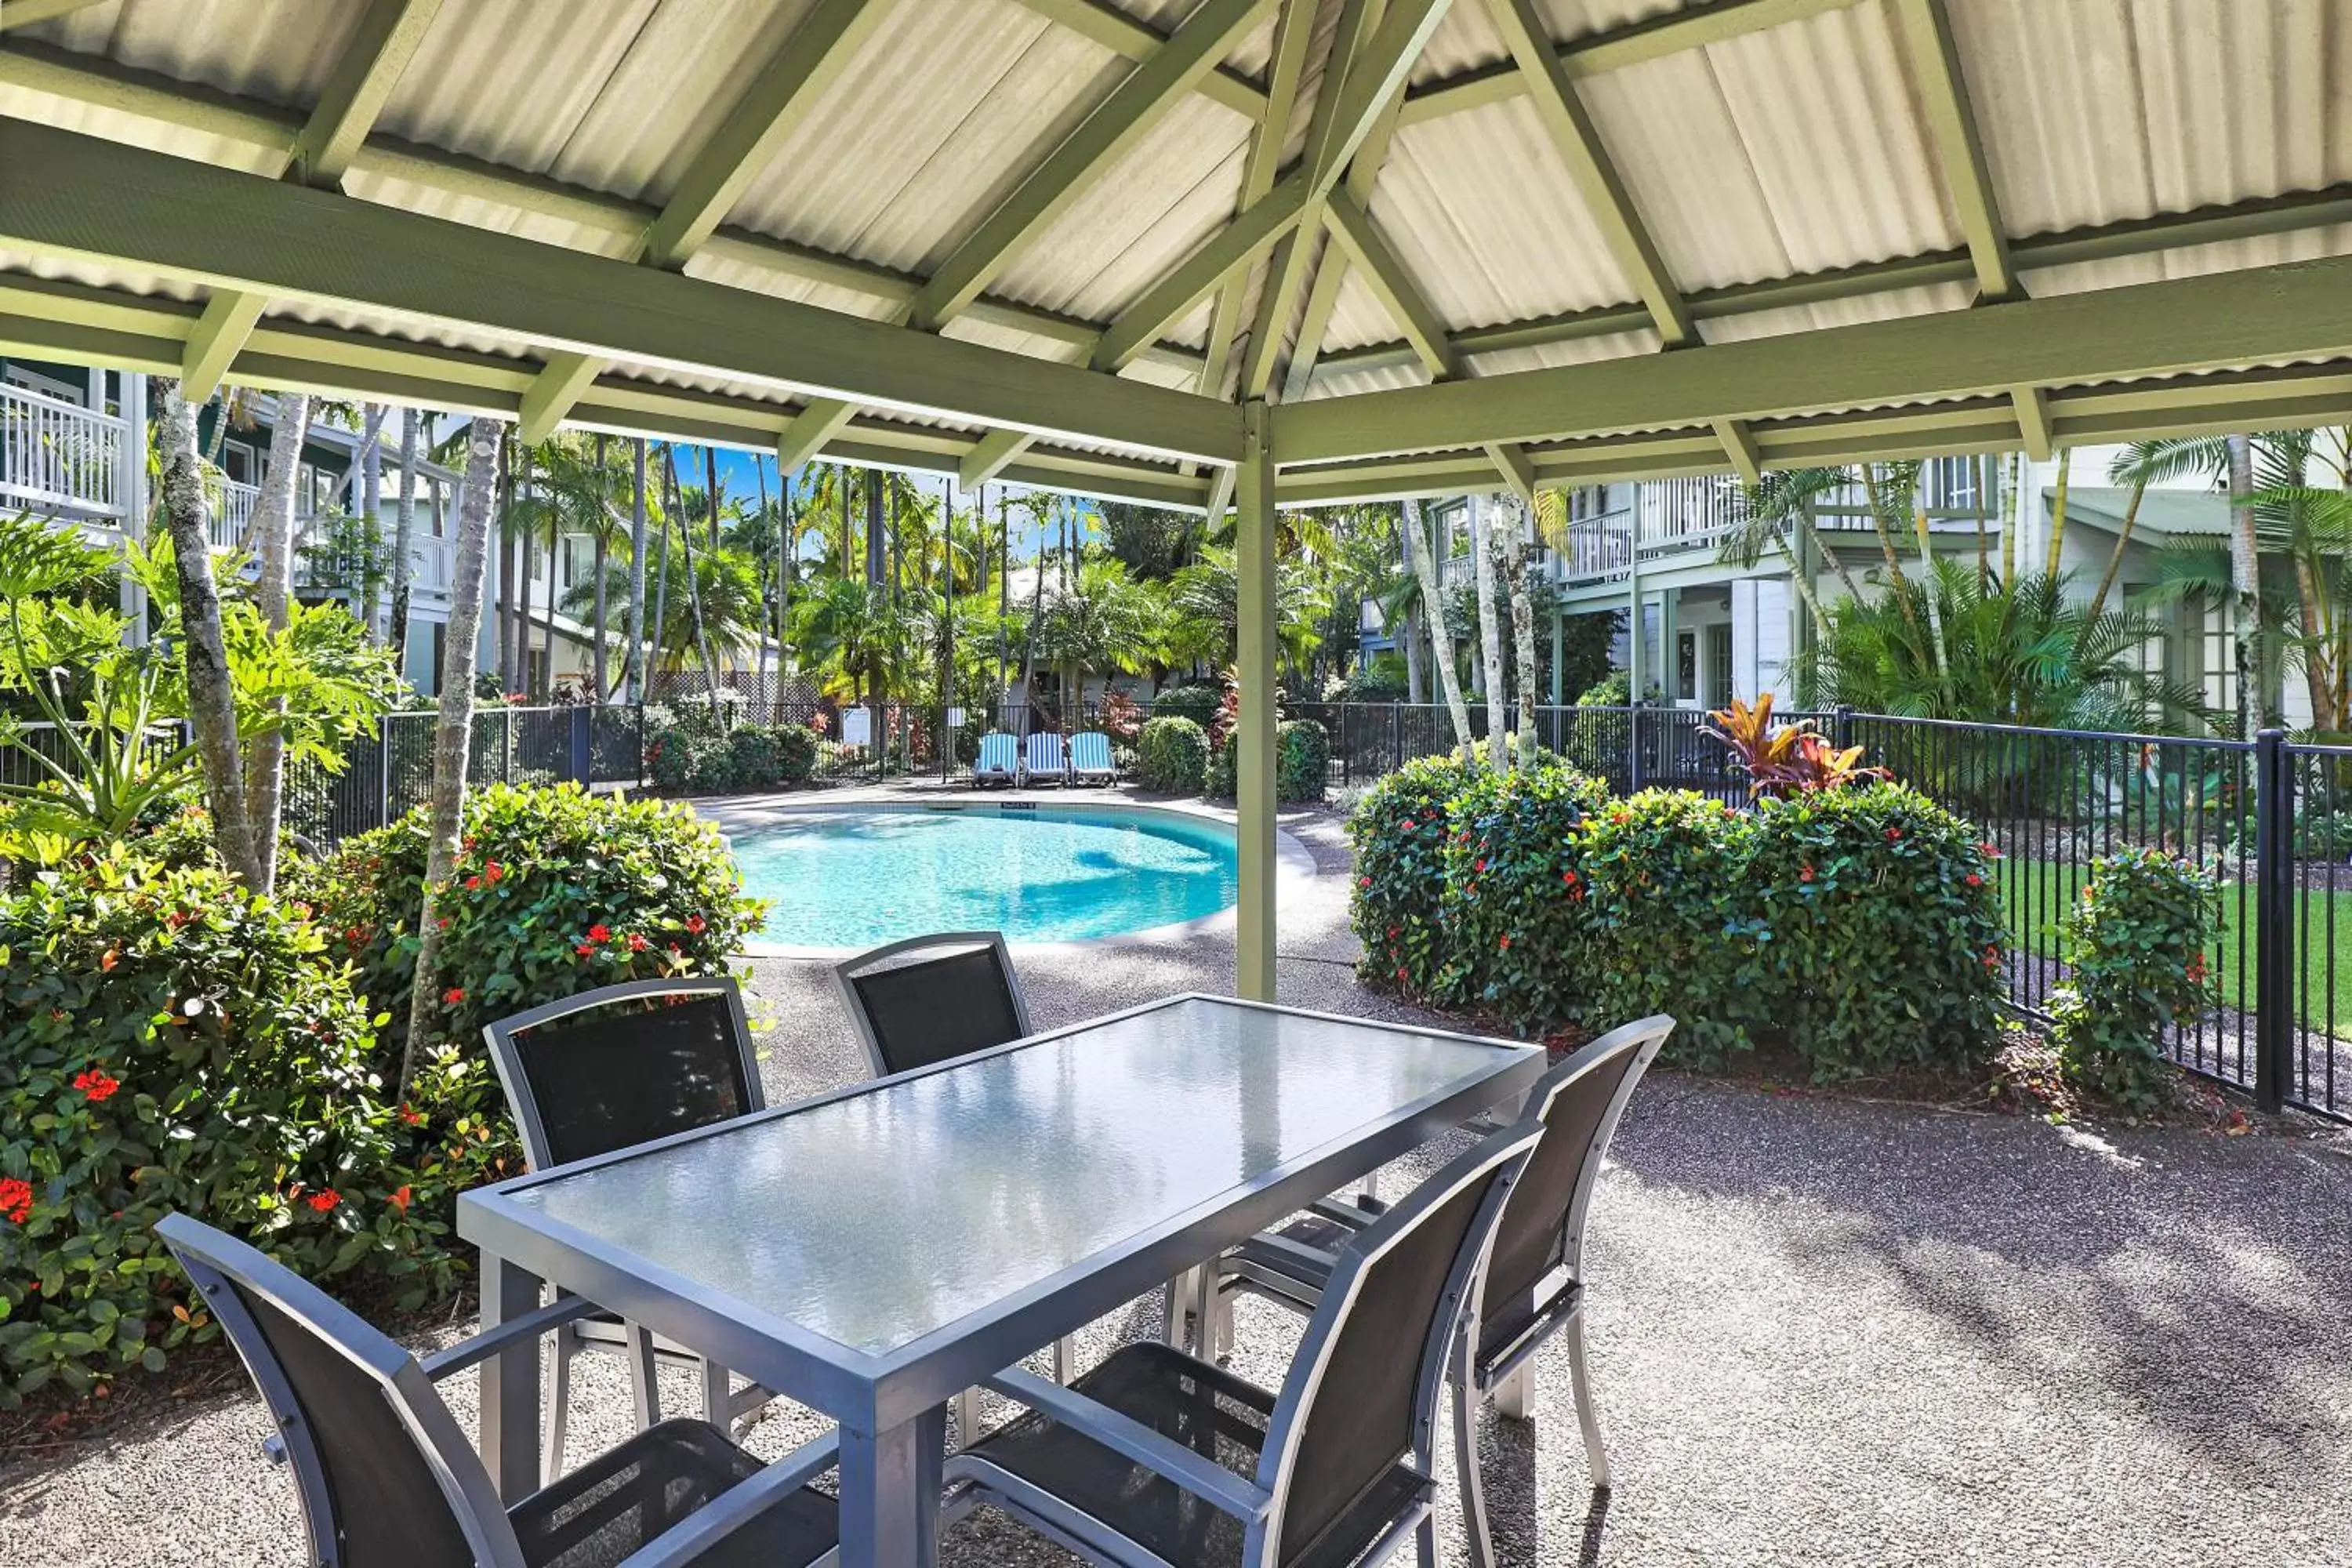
[2,379,130,528]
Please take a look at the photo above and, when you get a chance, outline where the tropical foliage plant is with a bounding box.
[2046,849,2217,1112]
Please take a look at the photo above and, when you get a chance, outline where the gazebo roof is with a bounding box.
[4,0,2349,510]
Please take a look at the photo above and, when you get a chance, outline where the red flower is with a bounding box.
[1497,935,1512,951]
[388,1185,412,1213]
[684,914,706,935]
[307,1189,339,1213]
[399,1103,425,1127]
[1884,827,1902,842]
[1977,841,2002,858]
[588,924,612,943]
[485,861,505,884]
[575,942,597,956]
[1799,865,1815,883]
[1965,873,1983,887]
[1394,966,1408,982]
[1398,819,1415,830]
[442,987,466,1006]
[464,876,482,891]
[1474,858,1487,873]
[1561,869,1579,886]
[1358,876,1372,888]
[71,1069,119,1103]
[0,1178,31,1225]
[437,916,451,929]
[627,932,649,953]
[2187,956,2209,984]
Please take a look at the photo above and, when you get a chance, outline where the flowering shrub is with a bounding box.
[1748,782,2005,1076]
[1578,790,1772,1065]
[1137,717,1209,793]
[0,848,449,1398]
[1349,753,1486,998]
[2047,848,2217,1111]
[1276,720,1329,805]
[1433,757,1608,1029]
[310,783,768,1195]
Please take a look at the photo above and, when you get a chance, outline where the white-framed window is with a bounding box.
[2,364,85,405]
[222,440,257,485]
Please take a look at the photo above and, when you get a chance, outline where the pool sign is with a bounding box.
[840,706,873,746]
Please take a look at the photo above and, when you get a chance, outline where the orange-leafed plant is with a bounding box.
[1702,695,1888,797]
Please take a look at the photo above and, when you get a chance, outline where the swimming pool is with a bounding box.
[729,804,1240,949]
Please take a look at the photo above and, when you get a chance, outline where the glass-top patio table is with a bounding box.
[458,992,1543,1568]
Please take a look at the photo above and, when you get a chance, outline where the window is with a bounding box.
[1676,629,1697,702]
[1,365,82,405]
[221,441,256,485]
[1710,624,1733,707]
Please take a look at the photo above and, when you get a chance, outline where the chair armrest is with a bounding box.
[1308,1196,1381,1230]
[612,1432,840,1568]
[978,1366,1272,1526]
[419,1294,601,1381]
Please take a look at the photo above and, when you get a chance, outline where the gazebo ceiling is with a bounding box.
[3,0,2350,509]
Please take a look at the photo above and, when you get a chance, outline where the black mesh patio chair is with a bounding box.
[484,975,776,1479]
[829,930,1033,1080]
[156,1212,840,1568]
[1203,1015,1673,1567]
[942,1120,1544,1568]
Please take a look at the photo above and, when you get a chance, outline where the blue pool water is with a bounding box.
[730,805,1240,948]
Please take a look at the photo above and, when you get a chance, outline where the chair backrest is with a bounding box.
[1023,731,1066,773]
[482,977,764,1171]
[1069,731,1114,771]
[1479,1015,1672,1344]
[830,930,1033,1078]
[976,732,1018,772]
[1254,1123,1541,1567]
[156,1213,523,1568]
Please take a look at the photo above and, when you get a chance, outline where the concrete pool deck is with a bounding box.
[4,796,2347,1566]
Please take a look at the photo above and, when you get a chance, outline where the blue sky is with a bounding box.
[706,445,1092,561]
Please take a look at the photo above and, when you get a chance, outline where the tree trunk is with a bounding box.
[1777,534,1833,638]
[1019,524,1047,724]
[1999,452,2021,585]
[1471,499,1508,767]
[2083,479,2146,626]
[649,503,672,692]
[1911,471,1948,677]
[2043,448,2073,578]
[243,390,312,893]
[778,481,795,687]
[541,488,559,699]
[753,452,772,704]
[1402,497,1472,754]
[996,488,1011,695]
[360,405,384,639]
[667,446,720,699]
[388,404,419,673]
[401,416,506,1096]
[158,380,263,886]
[1505,520,1541,769]
[625,437,648,702]
[865,467,884,587]
[1403,604,1425,702]
[2227,434,2267,731]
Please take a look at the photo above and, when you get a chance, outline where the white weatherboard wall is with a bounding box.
[1730,579,1792,707]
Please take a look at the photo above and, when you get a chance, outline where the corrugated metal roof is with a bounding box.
[4,0,2350,491]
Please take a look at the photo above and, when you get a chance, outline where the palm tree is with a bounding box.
[243,389,312,890]
[1490,493,1542,766]
[1709,466,1864,638]
[1468,499,1508,765]
[1167,543,1327,675]
[1032,558,1165,713]
[623,437,648,702]
[387,404,420,672]
[1401,496,1472,753]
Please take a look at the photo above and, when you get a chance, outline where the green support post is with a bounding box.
[1236,401,1279,1001]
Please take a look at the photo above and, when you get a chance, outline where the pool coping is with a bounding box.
[688,788,1319,960]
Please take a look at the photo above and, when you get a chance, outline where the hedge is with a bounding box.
[1137,717,1209,793]
[1350,753,1487,997]
[2048,848,2216,1110]
[1435,756,1609,1024]
[1276,719,1329,804]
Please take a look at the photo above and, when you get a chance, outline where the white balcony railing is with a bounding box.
[205,470,258,548]
[1554,507,1635,582]
[1,382,127,522]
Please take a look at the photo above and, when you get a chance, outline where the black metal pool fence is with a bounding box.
[27,695,2338,1123]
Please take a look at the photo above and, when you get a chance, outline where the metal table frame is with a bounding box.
[458,993,1542,1568]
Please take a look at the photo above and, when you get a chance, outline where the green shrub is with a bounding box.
[2047,848,2215,1111]
[724,724,818,791]
[1434,757,1609,1031]
[1348,752,1486,997]
[1206,737,1236,800]
[1576,670,1630,707]
[1150,684,1221,729]
[0,848,452,1399]
[310,783,768,1190]
[1136,717,1209,793]
[1276,719,1329,804]
[1579,789,1770,1065]
[1748,782,2005,1078]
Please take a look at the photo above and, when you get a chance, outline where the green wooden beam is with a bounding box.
[1485,0,1693,346]
[1005,0,1269,118]
[1273,249,2352,463]
[2009,384,2053,460]
[518,350,604,443]
[1311,0,1453,193]
[1323,187,1457,378]
[913,0,1266,330]
[774,397,862,472]
[1485,440,1535,503]
[1893,0,2015,301]
[1396,0,1867,128]
[181,289,266,401]
[0,122,1244,463]
[0,0,114,31]
[1201,461,1236,525]
[642,0,896,270]
[1198,0,1319,398]
[291,0,446,187]
[958,426,1036,488]
[1233,398,1277,999]
[1712,416,1762,485]
[1093,169,1311,371]
[1279,42,1417,401]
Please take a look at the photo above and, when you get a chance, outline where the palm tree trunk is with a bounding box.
[1403,604,1425,702]
[1505,525,1541,768]
[541,491,559,699]
[624,437,648,702]
[666,446,720,699]
[1777,534,1833,638]
[360,406,384,639]
[2083,479,2146,626]
[1471,499,1508,765]
[1020,526,1046,725]
[2043,448,2073,577]
[778,483,796,685]
[158,378,263,887]
[1911,472,1948,678]
[996,488,1011,695]
[243,389,311,893]
[2227,434,2264,731]
[2296,550,2336,731]
[753,452,773,706]
[1972,456,1990,590]
[401,416,506,1097]
[649,503,672,691]
[1402,498,1472,753]
[388,405,419,673]
[1999,452,2020,584]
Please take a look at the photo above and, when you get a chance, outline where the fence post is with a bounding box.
[1628,704,1643,792]
[2255,728,2292,1114]
[376,713,392,830]
[569,706,592,787]
[636,703,647,789]
[1834,704,1853,751]
[1392,703,1405,772]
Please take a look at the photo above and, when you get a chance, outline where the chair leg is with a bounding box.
[543,1334,573,1484]
[624,1323,661,1431]
[1454,1339,1497,1568]
[1191,1262,1218,1362]
[1052,1335,1073,1385]
[1414,1510,1437,1568]
[953,1388,981,1451]
[1564,1315,1610,1490]
[1161,1269,1192,1348]
[1492,1359,1534,1421]
[699,1356,731,1435]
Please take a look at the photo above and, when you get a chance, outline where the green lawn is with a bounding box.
[2000,858,2352,1034]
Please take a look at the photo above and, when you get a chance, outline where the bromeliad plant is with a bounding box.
[2046,848,2218,1112]
[1702,695,1886,797]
